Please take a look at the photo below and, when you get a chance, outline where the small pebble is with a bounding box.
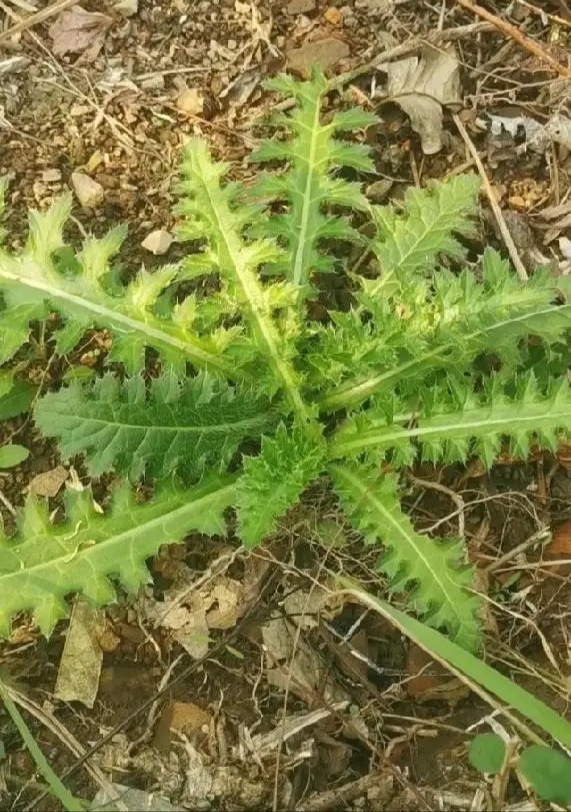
[141,75,165,90]
[176,87,204,116]
[42,168,62,183]
[141,229,173,255]
[114,0,138,16]
[71,172,104,209]
[286,0,316,13]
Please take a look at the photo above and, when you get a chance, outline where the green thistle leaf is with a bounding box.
[250,68,377,289]
[236,423,325,547]
[34,370,275,481]
[330,464,482,650]
[0,475,236,637]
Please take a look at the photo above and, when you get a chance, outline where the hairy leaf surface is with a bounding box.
[236,423,325,547]
[34,371,274,480]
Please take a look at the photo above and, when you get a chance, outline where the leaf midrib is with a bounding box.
[330,464,466,629]
[197,159,310,422]
[0,257,237,377]
[2,481,236,581]
[44,409,270,435]
[332,400,568,455]
[291,97,322,287]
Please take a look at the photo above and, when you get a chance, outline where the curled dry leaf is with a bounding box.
[286,37,350,78]
[381,45,461,154]
[49,6,111,60]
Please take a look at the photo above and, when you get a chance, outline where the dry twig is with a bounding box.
[455,0,571,78]
[249,22,494,121]
[515,0,571,28]
[0,0,77,44]
[453,113,529,281]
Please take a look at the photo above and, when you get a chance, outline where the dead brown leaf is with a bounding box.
[286,37,350,77]
[49,7,111,60]
[27,465,68,497]
[535,200,571,244]
[545,519,571,575]
[382,45,461,155]
[405,644,470,704]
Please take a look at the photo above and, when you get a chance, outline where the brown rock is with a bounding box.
[71,172,104,209]
[154,701,212,751]
[286,0,316,13]
[324,6,342,24]
[286,37,350,77]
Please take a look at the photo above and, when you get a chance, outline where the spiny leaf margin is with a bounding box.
[0,475,236,637]
[330,463,482,651]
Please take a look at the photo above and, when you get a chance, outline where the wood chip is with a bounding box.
[286,0,316,13]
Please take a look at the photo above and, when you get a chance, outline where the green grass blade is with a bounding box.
[0,680,85,811]
[339,580,571,749]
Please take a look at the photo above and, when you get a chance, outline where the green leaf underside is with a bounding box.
[0,444,30,468]
[34,370,275,481]
[331,377,571,468]
[236,423,326,547]
[0,371,13,398]
[330,464,481,651]
[0,475,236,636]
[0,379,37,420]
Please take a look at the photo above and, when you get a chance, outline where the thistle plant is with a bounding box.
[1,69,570,651]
